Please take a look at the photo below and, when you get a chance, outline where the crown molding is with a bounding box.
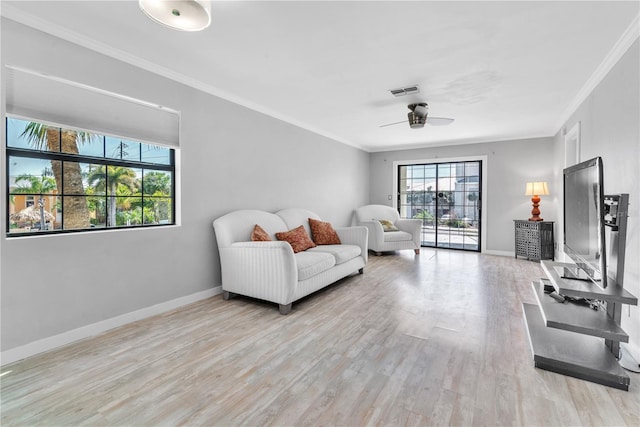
[555,13,640,133]
[1,4,365,152]
[3,3,637,154]
[365,132,555,153]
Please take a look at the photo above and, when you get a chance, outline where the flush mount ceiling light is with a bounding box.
[139,0,211,31]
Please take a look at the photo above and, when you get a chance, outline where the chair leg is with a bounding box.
[414,249,420,255]
[279,303,292,315]
[359,267,364,274]
[223,291,234,300]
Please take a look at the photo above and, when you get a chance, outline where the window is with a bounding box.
[398,160,481,251]
[6,117,175,236]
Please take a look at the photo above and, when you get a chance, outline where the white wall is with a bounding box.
[553,39,640,361]
[368,137,557,254]
[4,15,637,366]
[0,19,370,355]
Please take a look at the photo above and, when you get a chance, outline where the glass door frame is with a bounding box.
[393,155,488,253]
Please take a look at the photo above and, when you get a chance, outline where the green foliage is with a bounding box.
[446,219,471,228]
[20,122,97,149]
[12,172,56,195]
[407,191,434,205]
[143,171,171,196]
[87,166,138,194]
[87,165,139,227]
[117,206,156,226]
[414,210,434,223]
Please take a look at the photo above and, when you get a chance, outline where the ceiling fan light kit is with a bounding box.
[408,111,425,128]
[380,102,454,129]
[139,0,212,31]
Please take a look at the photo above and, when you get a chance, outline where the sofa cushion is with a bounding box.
[276,225,317,253]
[383,230,413,242]
[276,208,321,238]
[251,224,271,241]
[294,251,336,281]
[308,244,361,265]
[309,218,341,245]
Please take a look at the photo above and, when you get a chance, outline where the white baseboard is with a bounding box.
[483,250,514,257]
[1,286,222,366]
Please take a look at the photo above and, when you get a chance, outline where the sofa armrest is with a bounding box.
[396,218,422,246]
[357,220,385,247]
[218,241,298,305]
[334,225,368,264]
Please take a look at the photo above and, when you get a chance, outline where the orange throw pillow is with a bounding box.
[276,225,316,253]
[309,218,341,245]
[251,224,271,241]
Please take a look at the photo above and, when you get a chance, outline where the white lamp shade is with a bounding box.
[139,0,211,31]
[525,181,549,196]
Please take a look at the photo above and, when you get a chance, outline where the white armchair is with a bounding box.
[354,204,422,255]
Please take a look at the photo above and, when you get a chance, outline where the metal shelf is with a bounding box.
[523,303,630,390]
[531,280,629,342]
[541,261,638,305]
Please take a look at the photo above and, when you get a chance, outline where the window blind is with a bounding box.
[5,66,180,148]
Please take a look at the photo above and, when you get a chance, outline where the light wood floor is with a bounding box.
[2,249,639,426]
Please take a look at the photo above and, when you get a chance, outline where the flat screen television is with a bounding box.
[563,157,607,288]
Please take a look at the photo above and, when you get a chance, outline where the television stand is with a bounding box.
[560,268,592,282]
[522,193,637,390]
[523,261,637,390]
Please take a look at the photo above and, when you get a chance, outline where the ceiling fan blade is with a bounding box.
[425,117,454,126]
[379,120,406,128]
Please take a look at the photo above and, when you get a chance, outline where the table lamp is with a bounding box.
[525,181,549,221]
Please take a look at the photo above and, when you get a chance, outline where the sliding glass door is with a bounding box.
[398,161,481,251]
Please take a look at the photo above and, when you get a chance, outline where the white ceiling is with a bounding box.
[2,1,639,152]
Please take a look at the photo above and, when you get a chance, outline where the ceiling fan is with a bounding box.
[380,103,454,129]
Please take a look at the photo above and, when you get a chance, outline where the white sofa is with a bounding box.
[213,208,368,314]
[354,204,422,255]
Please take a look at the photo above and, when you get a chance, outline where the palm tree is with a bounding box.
[14,172,57,194]
[87,166,139,227]
[113,185,138,225]
[142,171,172,223]
[12,170,57,229]
[20,123,95,229]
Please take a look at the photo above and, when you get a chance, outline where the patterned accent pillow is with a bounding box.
[378,219,399,232]
[309,218,341,245]
[251,224,272,241]
[276,225,317,253]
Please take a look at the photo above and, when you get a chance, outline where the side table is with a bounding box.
[514,220,554,261]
